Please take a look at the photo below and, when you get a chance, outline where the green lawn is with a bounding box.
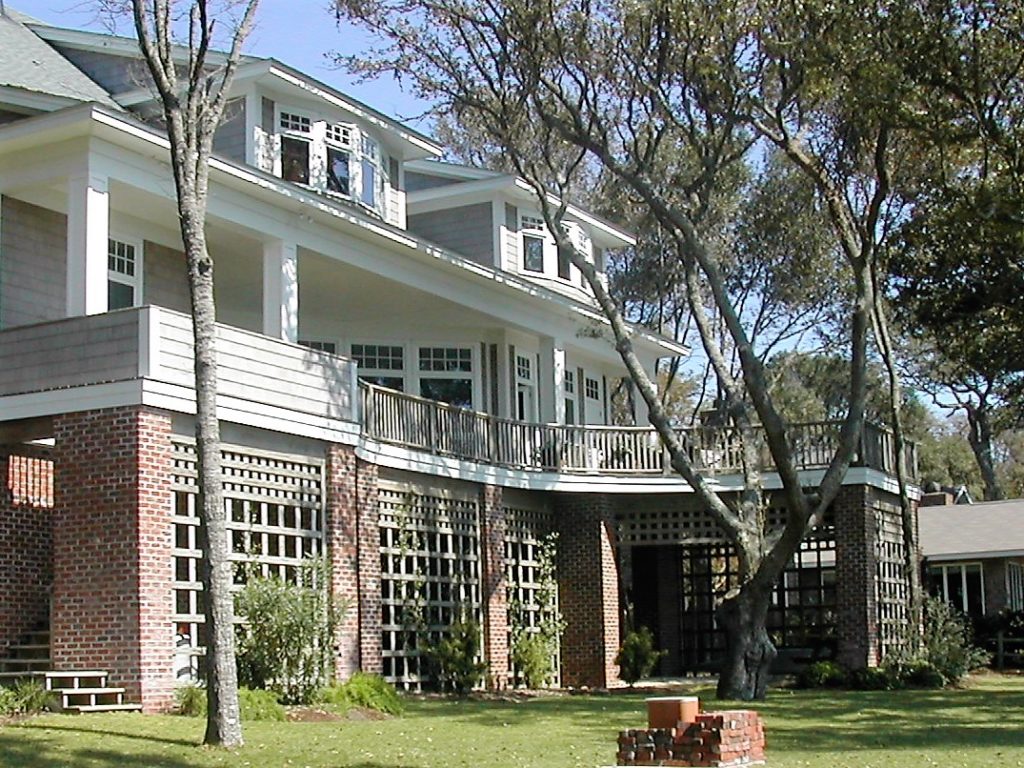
[3,675,1024,768]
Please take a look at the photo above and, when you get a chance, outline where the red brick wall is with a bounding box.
[479,485,508,689]
[834,484,878,669]
[0,452,53,654]
[326,444,360,679]
[355,459,382,675]
[51,407,174,712]
[554,494,621,688]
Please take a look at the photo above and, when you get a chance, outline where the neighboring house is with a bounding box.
[920,497,1024,619]
[0,7,919,711]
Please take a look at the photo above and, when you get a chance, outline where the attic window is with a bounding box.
[326,123,354,147]
[521,216,545,231]
[280,112,311,133]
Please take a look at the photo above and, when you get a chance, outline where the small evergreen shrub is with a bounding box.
[850,666,900,691]
[424,616,487,694]
[615,627,665,686]
[0,687,17,716]
[235,558,346,704]
[902,660,946,689]
[797,660,848,689]
[174,685,285,721]
[1,680,52,715]
[318,673,404,715]
[511,632,558,689]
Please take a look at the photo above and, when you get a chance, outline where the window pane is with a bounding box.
[420,378,472,408]
[281,137,310,184]
[327,147,350,195]
[565,398,576,425]
[523,235,544,272]
[361,157,377,205]
[108,280,135,310]
[964,565,984,618]
[360,375,404,391]
[558,247,571,280]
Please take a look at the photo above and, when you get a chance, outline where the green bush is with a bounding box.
[797,660,849,689]
[511,631,558,689]
[615,627,665,686]
[235,558,346,704]
[424,616,487,694]
[174,685,285,721]
[850,666,901,691]
[902,660,946,689]
[0,680,52,715]
[920,598,991,682]
[318,672,404,715]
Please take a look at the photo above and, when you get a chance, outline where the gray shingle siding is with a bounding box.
[408,203,495,266]
[49,46,148,95]
[406,171,462,193]
[0,196,66,329]
[213,99,246,163]
[143,241,190,314]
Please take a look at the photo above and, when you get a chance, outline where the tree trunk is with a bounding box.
[715,585,777,701]
[180,211,243,748]
[967,406,1003,501]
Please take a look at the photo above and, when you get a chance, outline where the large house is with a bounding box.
[0,7,919,712]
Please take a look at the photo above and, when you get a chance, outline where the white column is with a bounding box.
[65,172,109,317]
[262,239,299,343]
[539,336,566,424]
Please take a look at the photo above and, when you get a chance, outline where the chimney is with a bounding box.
[920,491,954,507]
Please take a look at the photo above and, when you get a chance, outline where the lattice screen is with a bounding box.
[615,501,789,545]
[875,505,909,658]
[170,439,325,682]
[378,482,481,689]
[505,503,560,687]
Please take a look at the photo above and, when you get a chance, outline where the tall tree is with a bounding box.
[103,0,258,746]
[335,0,915,699]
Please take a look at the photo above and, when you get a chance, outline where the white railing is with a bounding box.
[360,382,918,477]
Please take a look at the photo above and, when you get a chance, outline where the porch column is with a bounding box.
[539,336,566,424]
[479,485,509,689]
[262,239,298,343]
[834,484,880,669]
[65,171,109,317]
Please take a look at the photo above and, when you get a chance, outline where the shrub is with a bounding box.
[424,615,487,694]
[920,597,990,683]
[902,660,946,689]
[850,666,900,691]
[797,660,848,689]
[174,685,285,721]
[511,631,559,689]
[615,627,665,686]
[0,680,52,715]
[318,673,404,715]
[235,558,346,704]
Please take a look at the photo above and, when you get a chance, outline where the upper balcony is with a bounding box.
[0,306,917,487]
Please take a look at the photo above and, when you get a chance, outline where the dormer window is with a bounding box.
[274,107,387,217]
[521,216,546,273]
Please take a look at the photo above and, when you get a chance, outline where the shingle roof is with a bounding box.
[0,10,119,107]
[919,499,1024,560]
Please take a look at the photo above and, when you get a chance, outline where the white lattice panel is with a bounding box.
[875,505,908,657]
[378,483,481,689]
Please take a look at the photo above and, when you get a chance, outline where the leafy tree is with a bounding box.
[100,0,258,746]
[334,0,918,700]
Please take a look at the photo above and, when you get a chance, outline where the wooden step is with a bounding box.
[40,671,109,690]
[64,703,142,714]
[57,687,127,708]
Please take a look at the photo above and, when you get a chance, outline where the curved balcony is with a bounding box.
[360,382,918,478]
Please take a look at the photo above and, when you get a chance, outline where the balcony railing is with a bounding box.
[360,381,918,478]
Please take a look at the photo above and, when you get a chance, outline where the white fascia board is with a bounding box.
[924,551,1024,562]
[0,86,80,113]
[405,158,504,181]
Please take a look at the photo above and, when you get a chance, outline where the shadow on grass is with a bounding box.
[15,721,197,747]
[0,731,196,768]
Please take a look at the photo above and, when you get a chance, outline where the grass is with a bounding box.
[2,674,1024,768]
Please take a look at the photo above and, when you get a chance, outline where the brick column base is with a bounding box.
[554,494,621,688]
[480,485,508,690]
[52,407,174,712]
[834,484,879,669]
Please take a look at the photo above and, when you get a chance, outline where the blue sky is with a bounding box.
[10,0,435,130]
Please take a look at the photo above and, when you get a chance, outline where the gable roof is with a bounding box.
[919,498,1024,561]
[0,10,119,108]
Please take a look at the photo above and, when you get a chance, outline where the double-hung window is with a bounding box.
[1008,562,1023,611]
[107,237,142,310]
[927,562,985,618]
[352,343,405,391]
[325,123,353,196]
[279,111,313,185]
[564,370,577,425]
[418,346,473,408]
[521,216,546,273]
[360,135,382,208]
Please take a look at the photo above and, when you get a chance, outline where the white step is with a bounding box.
[64,703,142,714]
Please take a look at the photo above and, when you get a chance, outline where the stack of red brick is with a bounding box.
[616,708,766,767]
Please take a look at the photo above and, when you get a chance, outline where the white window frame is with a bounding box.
[274,105,388,217]
[350,341,407,391]
[297,337,339,355]
[1007,562,1024,612]
[107,235,144,309]
[930,562,986,615]
[415,344,478,408]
